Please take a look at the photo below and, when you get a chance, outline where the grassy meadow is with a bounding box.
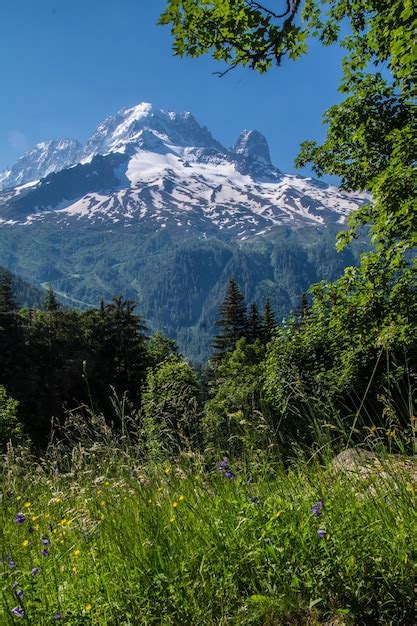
[1,414,416,625]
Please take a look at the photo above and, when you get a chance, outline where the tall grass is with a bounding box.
[1,409,416,625]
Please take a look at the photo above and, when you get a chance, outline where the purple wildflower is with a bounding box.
[311,500,324,517]
[15,512,25,524]
[42,549,49,557]
[317,529,326,539]
[217,457,229,472]
[15,589,24,599]
[11,606,25,618]
[224,470,235,479]
[54,612,62,620]
[42,537,50,546]
[9,560,16,569]
[31,567,40,576]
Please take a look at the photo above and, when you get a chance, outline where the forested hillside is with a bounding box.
[0,267,45,309]
[0,225,361,360]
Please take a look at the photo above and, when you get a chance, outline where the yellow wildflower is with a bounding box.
[172,501,178,508]
[16,496,22,501]
[179,495,185,502]
[22,539,29,548]
[24,502,31,508]
[73,549,81,558]
[85,604,92,612]
[164,467,171,476]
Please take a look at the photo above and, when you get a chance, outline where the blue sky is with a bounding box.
[1,0,346,177]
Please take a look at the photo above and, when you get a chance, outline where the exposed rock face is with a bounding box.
[0,140,83,191]
[233,130,272,165]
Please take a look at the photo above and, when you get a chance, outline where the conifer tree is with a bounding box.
[44,286,61,312]
[261,299,277,344]
[0,273,24,404]
[0,273,17,313]
[212,278,247,358]
[247,302,262,343]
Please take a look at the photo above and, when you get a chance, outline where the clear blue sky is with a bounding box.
[0,0,346,178]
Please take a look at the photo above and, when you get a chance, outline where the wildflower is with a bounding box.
[11,606,25,618]
[179,495,185,501]
[224,470,235,479]
[317,529,326,539]
[21,539,29,548]
[24,502,31,509]
[42,537,50,546]
[15,512,25,524]
[311,500,324,517]
[15,589,24,599]
[54,612,62,620]
[9,560,16,569]
[16,495,22,501]
[172,501,178,508]
[164,467,171,476]
[31,567,40,576]
[73,549,81,558]
[85,603,92,612]
[42,549,49,557]
[217,457,229,472]
[28,526,35,534]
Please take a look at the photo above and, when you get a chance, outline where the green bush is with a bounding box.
[0,385,23,448]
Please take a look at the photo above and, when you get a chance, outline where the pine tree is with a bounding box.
[87,296,148,414]
[261,299,277,344]
[44,286,61,312]
[0,273,24,400]
[247,302,262,343]
[0,273,17,313]
[212,278,247,358]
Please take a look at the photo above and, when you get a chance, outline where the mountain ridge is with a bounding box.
[0,102,367,238]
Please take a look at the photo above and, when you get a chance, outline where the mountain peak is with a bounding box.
[0,139,83,191]
[233,130,271,165]
[84,101,223,157]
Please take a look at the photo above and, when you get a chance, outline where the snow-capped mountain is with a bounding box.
[0,103,367,239]
[0,139,83,191]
